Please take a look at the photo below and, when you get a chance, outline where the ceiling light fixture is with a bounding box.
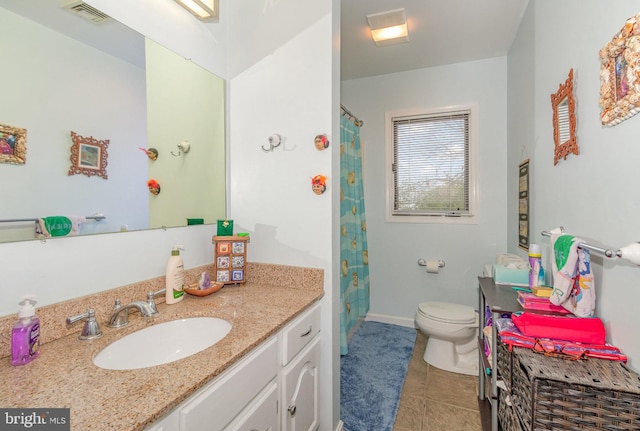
[366,8,409,47]
[174,0,219,22]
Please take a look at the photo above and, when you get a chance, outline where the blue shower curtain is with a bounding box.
[340,110,369,355]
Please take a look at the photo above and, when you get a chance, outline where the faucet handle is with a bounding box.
[66,308,103,340]
[146,289,165,316]
[148,288,166,300]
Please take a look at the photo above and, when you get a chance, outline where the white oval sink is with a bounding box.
[93,317,231,370]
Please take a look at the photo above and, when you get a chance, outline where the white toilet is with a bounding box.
[414,301,479,376]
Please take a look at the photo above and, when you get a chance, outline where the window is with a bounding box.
[386,105,477,223]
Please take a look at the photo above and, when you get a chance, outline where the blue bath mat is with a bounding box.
[340,321,416,431]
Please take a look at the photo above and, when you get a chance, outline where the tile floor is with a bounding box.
[393,330,484,431]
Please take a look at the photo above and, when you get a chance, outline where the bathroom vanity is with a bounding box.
[148,302,321,431]
[0,264,324,431]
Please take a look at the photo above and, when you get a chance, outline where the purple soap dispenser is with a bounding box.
[11,295,40,366]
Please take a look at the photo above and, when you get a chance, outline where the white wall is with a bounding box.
[507,0,640,370]
[226,0,339,428]
[506,2,535,253]
[341,57,508,321]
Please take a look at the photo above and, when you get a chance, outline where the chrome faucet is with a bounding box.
[108,289,165,328]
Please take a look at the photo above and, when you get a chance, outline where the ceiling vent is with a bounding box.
[61,0,111,24]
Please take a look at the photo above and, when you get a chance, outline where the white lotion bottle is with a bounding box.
[165,245,185,304]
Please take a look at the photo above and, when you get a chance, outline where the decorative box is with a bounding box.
[216,219,234,236]
[212,235,249,284]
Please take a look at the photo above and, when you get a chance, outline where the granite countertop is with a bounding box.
[0,282,323,430]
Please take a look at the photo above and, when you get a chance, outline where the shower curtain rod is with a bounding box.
[340,105,364,126]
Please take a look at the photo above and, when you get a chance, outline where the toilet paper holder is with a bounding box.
[417,259,446,268]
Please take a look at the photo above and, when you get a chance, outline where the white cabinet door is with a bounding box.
[281,337,320,431]
[145,411,178,431]
[224,382,278,431]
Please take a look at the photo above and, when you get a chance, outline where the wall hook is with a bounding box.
[171,140,191,156]
[262,134,282,152]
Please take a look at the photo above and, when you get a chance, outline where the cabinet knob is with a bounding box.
[288,405,296,417]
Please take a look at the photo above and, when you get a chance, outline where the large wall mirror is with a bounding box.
[0,0,226,243]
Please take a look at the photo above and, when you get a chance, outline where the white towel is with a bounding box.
[550,230,596,317]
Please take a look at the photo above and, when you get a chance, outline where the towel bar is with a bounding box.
[0,215,106,224]
[541,227,621,259]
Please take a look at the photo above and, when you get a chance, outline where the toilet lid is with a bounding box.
[417,302,476,324]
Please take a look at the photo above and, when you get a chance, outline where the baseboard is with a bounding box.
[335,420,344,431]
[365,313,416,328]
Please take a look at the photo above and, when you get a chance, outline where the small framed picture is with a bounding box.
[0,123,27,165]
[68,131,109,179]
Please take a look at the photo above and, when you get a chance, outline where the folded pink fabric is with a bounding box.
[512,312,605,344]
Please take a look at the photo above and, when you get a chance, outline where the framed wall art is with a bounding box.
[551,69,578,165]
[68,131,109,179]
[599,13,640,127]
[518,159,529,250]
[0,123,27,165]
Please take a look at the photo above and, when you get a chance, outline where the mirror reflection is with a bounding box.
[0,0,226,243]
[557,97,570,144]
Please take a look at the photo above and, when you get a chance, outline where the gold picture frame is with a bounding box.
[599,13,640,127]
[68,131,109,179]
[518,159,529,251]
[0,122,27,165]
[551,69,578,165]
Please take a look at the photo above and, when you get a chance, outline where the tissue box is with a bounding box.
[492,264,529,286]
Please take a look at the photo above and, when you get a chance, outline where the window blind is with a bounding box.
[392,110,470,216]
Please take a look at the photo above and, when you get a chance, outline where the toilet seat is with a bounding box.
[417,301,476,325]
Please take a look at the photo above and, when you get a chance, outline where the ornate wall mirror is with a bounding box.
[551,68,578,165]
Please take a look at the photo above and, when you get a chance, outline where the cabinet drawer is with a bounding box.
[223,382,278,431]
[179,337,278,431]
[282,302,321,366]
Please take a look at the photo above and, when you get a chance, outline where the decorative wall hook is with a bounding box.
[311,174,327,195]
[147,179,161,195]
[262,133,282,152]
[139,147,158,160]
[314,134,329,151]
[171,141,191,156]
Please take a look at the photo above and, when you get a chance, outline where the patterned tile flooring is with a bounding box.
[393,331,484,431]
